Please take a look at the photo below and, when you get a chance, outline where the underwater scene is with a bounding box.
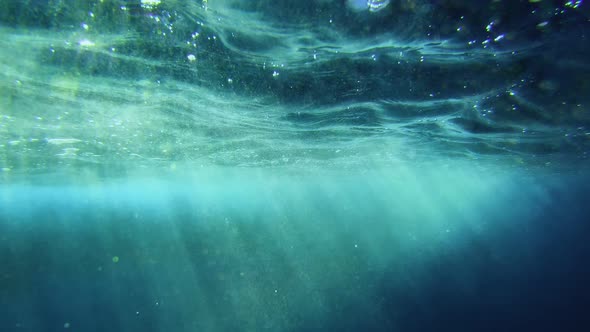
[1,0,589,331]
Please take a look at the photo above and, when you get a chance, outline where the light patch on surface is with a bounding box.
[368,0,391,12]
[78,39,95,47]
[46,138,82,145]
[57,148,80,157]
[347,0,370,11]
[347,0,391,12]
[141,0,161,9]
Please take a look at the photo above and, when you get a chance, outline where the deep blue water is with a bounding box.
[1,1,590,331]
[1,170,590,331]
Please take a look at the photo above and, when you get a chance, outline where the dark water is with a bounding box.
[1,1,590,331]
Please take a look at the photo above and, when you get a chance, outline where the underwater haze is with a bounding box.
[1,0,590,331]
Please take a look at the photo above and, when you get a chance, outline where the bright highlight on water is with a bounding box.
[347,0,391,12]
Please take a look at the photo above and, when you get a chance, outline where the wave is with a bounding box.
[0,0,588,171]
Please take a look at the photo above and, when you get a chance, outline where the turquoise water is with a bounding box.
[1,1,589,331]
